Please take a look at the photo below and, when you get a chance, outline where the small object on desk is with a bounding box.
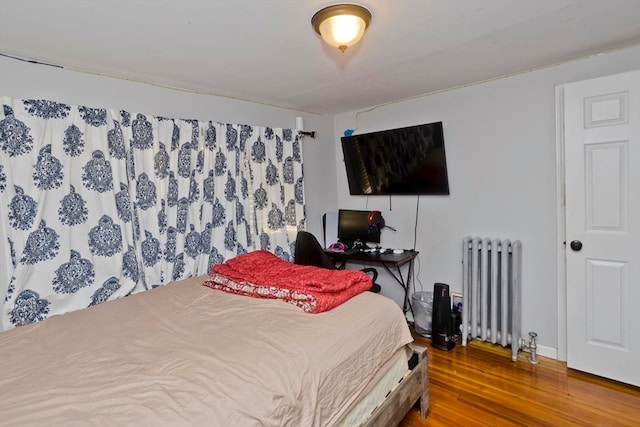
[326,247,359,255]
[328,242,347,251]
[393,249,404,254]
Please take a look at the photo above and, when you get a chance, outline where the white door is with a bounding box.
[564,70,640,387]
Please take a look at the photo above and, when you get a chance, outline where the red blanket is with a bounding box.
[203,250,372,313]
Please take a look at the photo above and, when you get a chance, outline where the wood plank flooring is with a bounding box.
[399,331,640,426]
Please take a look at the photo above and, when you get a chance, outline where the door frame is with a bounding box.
[555,85,568,362]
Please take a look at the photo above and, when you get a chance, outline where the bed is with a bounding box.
[0,263,429,426]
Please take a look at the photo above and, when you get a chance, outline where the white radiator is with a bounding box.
[461,236,522,361]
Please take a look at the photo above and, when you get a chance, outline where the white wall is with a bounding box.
[334,46,640,356]
[0,55,336,237]
[4,47,639,357]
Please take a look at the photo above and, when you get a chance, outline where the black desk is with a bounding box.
[324,249,418,314]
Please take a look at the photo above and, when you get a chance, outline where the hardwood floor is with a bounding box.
[399,331,640,426]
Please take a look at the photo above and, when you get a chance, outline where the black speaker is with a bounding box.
[431,282,456,351]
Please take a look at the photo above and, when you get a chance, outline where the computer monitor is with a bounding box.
[337,209,380,246]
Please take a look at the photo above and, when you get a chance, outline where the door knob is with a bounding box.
[570,240,583,251]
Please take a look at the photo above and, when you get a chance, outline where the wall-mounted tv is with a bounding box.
[340,122,450,195]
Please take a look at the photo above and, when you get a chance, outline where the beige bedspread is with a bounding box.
[0,275,412,427]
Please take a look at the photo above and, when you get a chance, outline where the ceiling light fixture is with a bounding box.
[311,4,372,53]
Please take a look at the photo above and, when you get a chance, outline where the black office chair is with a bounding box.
[293,231,381,293]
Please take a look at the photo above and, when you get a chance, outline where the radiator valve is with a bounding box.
[521,331,540,364]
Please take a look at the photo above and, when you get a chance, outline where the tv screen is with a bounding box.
[340,122,450,195]
[337,209,380,245]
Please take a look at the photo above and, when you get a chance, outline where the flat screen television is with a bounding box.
[340,121,450,195]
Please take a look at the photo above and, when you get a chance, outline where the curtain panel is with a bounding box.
[0,97,305,331]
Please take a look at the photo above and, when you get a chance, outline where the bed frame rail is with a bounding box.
[361,343,429,426]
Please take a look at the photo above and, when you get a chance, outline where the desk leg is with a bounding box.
[380,260,415,316]
[405,259,415,316]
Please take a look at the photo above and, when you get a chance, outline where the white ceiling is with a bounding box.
[1,0,639,115]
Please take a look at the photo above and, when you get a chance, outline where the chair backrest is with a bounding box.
[294,231,335,269]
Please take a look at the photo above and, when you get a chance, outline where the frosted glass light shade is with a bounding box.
[312,4,371,52]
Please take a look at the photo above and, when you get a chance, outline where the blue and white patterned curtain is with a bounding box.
[0,97,305,331]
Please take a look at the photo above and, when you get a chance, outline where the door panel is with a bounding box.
[564,70,639,387]
[586,142,626,230]
[586,259,626,347]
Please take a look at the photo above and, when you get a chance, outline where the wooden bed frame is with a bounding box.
[362,343,429,426]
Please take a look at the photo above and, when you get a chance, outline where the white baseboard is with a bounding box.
[523,344,557,360]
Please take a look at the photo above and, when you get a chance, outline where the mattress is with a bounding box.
[0,275,413,426]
